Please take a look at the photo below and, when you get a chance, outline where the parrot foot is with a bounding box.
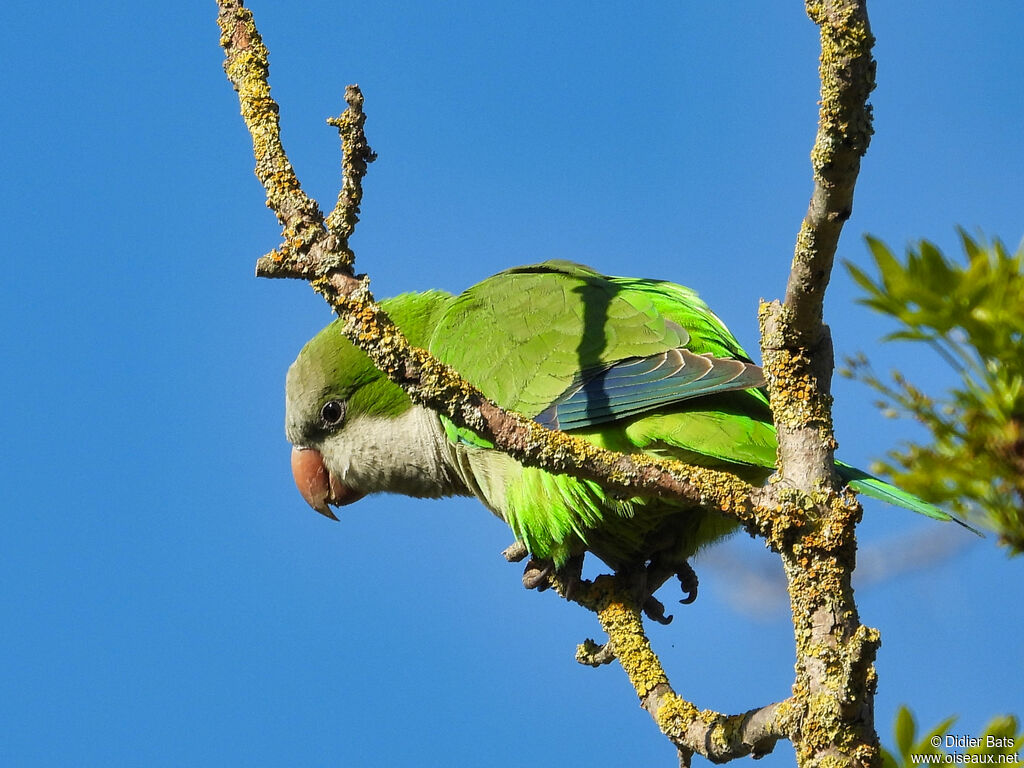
[677,561,699,605]
[642,595,674,625]
[502,540,529,562]
[522,558,553,591]
[521,554,585,597]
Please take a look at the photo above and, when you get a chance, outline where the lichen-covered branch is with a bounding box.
[763,0,875,491]
[758,3,881,767]
[217,0,347,275]
[554,573,796,763]
[324,85,377,244]
[783,0,876,343]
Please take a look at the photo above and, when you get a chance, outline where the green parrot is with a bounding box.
[285,261,970,603]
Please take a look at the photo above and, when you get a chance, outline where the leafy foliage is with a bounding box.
[882,706,1023,768]
[843,232,1024,553]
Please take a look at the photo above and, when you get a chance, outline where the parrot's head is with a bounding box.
[283,291,456,519]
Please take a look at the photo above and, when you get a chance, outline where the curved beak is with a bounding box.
[289,446,364,520]
[290,446,339,520]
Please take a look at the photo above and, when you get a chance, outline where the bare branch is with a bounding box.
[576,638,616,667]
[324,85,377,244]
[216,0,349,276]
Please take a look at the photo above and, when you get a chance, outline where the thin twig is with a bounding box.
[325,85,377,244]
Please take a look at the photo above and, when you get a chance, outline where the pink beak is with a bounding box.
[290,446,364,520]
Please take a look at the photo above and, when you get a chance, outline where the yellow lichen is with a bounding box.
[596,597,668,700]
[655,692,700,739]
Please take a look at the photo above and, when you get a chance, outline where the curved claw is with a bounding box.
[522,558,554,591]
[559,554,585,601]
[643,595,674,625]
[677,561,699,605]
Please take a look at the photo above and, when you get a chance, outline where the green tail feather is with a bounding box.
[835,462,982,536]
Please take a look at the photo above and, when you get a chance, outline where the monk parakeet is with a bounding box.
[285,261,967,596]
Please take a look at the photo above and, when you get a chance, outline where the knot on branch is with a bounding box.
[576,639,616,667]
[750,486,810,552]
[256,234,355,279]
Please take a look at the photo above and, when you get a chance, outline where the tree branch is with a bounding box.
[758,3,881,767]
[324,85,377,244]
[762,0,876,492]
[784,0,876,341]
[217,0,348,277]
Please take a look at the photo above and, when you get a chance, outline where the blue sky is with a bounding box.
[2,1,1021,765]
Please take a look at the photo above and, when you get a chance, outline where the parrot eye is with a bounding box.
[320,399,346,428]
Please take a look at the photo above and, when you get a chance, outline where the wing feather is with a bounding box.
[536,349,765,430]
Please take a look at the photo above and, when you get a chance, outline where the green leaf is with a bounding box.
[895,705,917,761]
[882,330,932,343]
[847,259,882,295]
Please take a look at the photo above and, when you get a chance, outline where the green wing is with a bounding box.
[429,260,764,421]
